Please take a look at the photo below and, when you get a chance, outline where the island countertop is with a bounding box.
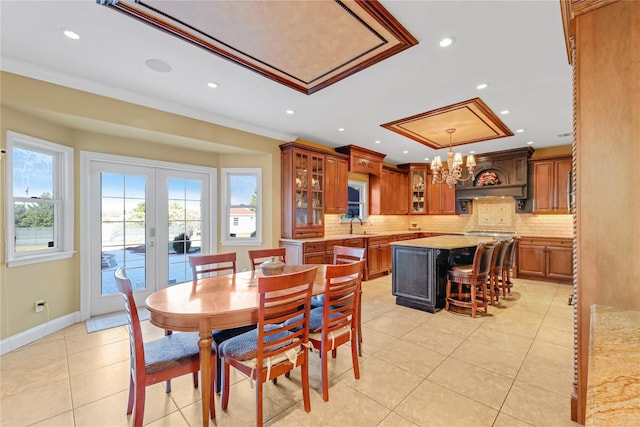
[390,235,494,250]
[586,305,640,426]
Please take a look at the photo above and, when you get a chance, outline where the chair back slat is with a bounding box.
[248,248,286,271]
[190,252,236,279]
[257,267,317,362]
[333,245,366,265]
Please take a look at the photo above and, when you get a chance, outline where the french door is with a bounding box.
[85,155,214,316]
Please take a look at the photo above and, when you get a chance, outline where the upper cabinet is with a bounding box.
[399,163,429,215]
[374,166,409,215]
[280,143,325,239]
[427,171,456,214]
[532,156,572,214]
[324,154,349,215]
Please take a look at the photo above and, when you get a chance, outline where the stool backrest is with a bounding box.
[477,242,498,277]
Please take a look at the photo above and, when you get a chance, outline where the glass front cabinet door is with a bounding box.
[410,166,427,214]
[281,143,325,238]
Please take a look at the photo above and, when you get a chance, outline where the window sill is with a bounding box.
[6,251,76,267]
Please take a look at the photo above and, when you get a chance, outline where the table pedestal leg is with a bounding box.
[198,328,213,427]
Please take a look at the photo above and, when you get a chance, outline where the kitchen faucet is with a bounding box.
[349,216,364,234]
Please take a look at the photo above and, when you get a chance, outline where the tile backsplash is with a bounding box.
[325,198,572,238]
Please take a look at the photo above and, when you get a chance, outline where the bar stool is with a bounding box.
[445,242,498,318]
[488,240,510,305]
[500,237,518,296]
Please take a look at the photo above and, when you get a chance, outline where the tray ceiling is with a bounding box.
[380,98,514,149]
[100,0,418,95]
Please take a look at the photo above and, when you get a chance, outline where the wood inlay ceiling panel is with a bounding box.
[380,98,514,149]
[100,0,417,94]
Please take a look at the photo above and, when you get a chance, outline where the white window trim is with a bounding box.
[5,131,75,267]
[221,168,262,246]
[341,180,368,222]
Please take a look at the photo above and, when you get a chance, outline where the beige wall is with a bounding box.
[0,72,283,339]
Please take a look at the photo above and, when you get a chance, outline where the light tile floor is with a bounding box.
[1,276,581,427]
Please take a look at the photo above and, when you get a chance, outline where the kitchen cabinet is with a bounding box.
[367,236,390,279]
[427,171,456,214]
[399,163,429,214]
[370,166,408,215]
[517,237,572,283]
[532,156,572,214]
[280,143,325,238]
[324,154,349,214]
[299,239,347,264]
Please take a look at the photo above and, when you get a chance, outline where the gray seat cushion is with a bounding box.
[144,331,204,374]
[284,306,342,333]
[218,324,293,361]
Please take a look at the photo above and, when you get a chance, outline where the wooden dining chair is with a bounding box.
[309,259,365,402]
[331,245,366,355]
[219,267,317,427]
[188,252,256,395]
[248,247,286,271]
[189,252,237,278]
[332,245,366,265]
[445,242,497,318]
[114,268,214,426]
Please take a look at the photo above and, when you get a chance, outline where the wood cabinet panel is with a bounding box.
[367,236,390,278]
[532,157,571,214]
[324,155,348,214]
[427,172,456,215]
[370,167,408,215]
[517,237,572,283]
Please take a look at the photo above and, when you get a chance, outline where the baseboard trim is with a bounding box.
[0,311,81,355]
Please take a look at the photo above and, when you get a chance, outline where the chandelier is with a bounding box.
[431,128,476,187]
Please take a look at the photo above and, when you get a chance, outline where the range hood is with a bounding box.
[455,147,534,202]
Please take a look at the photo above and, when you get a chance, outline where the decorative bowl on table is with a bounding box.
[260,256,285,276]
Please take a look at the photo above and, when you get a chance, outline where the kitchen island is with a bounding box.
[391,235,494,313]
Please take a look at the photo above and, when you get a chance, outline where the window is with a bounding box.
[5,131,74,266]
[221,168,261,245]
[341,180,368,222]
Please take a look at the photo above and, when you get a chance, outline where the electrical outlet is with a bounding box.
[35,300,46,313]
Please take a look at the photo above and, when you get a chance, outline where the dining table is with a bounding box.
[145,264,327,427]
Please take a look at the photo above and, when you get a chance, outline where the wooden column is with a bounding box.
[572,1,640,423]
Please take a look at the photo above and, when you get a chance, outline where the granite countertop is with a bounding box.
[279,230,444,243]
[586,305,640,426]
[390,235,494,250]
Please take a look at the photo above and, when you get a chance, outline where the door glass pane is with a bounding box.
[101,173,147,295]
[168,178,202,285]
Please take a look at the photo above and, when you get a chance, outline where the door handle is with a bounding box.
[566,171,571,214]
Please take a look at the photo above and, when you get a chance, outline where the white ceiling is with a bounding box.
[0,0,573,165]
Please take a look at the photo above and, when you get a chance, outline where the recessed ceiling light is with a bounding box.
[526,141,534,145]
[500,110,510,115]
[439,37,454,47]
[516,129,524,133]
[285,109,295,115]
[403,150,409,154]
[144,58,172,73]
[207,82,218,89]
[424,157,430,161]
[469,151,476,154]
[476,83,488,90]
[338,128,345,132]
[63,29,79,40]
[374,140,381,144]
